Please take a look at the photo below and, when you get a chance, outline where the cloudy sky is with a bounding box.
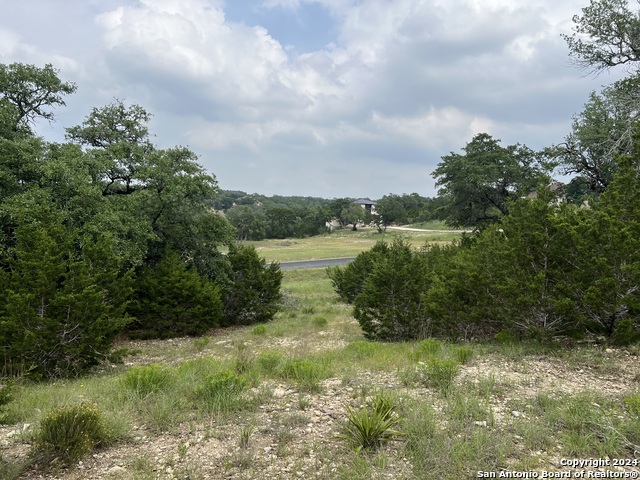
[0,0,626,198]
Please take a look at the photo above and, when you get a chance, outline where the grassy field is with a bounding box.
[238,226,463,263]
[2,252,640,479]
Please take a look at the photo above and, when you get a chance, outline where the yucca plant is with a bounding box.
[340,392,405,451]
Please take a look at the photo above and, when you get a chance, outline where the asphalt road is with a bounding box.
[279,257,356,271]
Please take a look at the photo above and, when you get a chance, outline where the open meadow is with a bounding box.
[237,224,463,263]
[2,234,640,480]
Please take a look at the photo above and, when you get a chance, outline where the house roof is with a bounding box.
[354,198,377,205]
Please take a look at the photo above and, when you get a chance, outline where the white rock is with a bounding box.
[108,466,126,475]
[273,388,287,398]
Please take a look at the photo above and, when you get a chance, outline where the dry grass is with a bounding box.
[236,228,462,263]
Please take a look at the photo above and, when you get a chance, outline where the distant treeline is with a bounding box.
[214,191,449,240]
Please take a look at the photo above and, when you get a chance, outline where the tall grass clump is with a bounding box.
[624,392,640,417]
[0,381,15,423]
[418,338,443,357]
[257,349,286,375]
[0,456,28,480]
[121,364,173,397]
[233,343,256,375]
[345,341,378,359]
[425,358,459,392]
[193,371,247,414]
[454,345,474,365]
[35,403,111,466]
[312,316,328,328]
[280,358,329,393]
[252,324,267,335]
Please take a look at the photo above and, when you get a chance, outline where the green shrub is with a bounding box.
[0,208,131,378]
[354,239,432,341]
[611,318,640,346]
[35,403,110,466]
[126,250,223,339]
[194,371,247,414]
[495,330,518,344]
[221,245,283,326]
[122,364,172,397]
[327,241,390,303]
[340,391,404,451]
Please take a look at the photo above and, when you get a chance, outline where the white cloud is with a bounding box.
[369,108,495,149]
[0,0,621,197]
[0,28,21,56]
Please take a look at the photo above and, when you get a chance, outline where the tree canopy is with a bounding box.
[551,78,640,194]
[0,63,283,378]
[563,0,640,74]
[432,133,550,228]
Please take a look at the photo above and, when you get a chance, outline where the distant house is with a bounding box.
[526,182,565,204]
[354,198,377,214]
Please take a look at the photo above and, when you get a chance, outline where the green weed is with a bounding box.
[193,371,247,415]
[257,349,286,375]
[418,338,443,356]
[454,345,474,365]
[281,358,328,393]
[423,358,460,393]
[122,364,172,397]
[624,392,640,416]
[192,336,211,351]
[252,324,267,335]
[312,316,328,327]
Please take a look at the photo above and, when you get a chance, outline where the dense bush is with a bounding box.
[221,244,283,326]
[126,250,223,338]
[353,239,432,340]
[0,197,131,378]
[327,241,390,303]
[331,146,640,343]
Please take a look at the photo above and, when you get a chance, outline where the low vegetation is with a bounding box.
[1,269,639,479]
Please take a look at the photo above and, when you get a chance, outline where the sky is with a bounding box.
[0,0,627,199]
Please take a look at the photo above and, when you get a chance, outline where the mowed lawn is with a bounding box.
[238,226,464,263]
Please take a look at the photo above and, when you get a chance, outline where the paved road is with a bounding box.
[279,257,356,271]
[386,226,472,233]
